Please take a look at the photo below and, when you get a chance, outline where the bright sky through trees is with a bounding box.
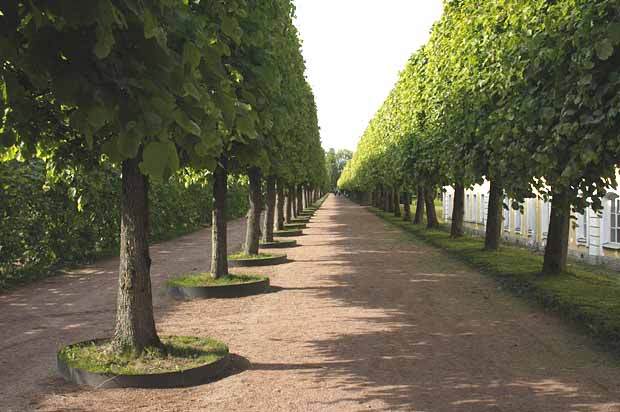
[293,0,443,151]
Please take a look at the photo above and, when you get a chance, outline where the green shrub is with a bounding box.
[0,159,248,291]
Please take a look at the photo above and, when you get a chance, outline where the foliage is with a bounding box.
[339,0,620,207]
[0,159,248,291]
[325,148,352,190]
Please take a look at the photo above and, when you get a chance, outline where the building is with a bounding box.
[442,180,620,269]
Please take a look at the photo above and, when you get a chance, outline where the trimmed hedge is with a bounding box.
[0,159,248,291]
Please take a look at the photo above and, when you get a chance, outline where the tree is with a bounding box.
[1,0,258,355]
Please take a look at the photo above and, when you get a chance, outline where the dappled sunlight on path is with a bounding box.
[3,195,620,411]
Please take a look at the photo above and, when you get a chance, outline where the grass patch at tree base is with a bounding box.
[58,336,228,375]
[167,273,266,287]
[228,253,277,260]
[370,207,620,354]
[275,228,302,234]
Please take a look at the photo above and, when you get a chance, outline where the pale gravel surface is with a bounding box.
[2,195,620,411]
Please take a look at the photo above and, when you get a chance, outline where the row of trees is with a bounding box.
[338,0,620,275]
[324,148,352,191]
[1,1,326,356]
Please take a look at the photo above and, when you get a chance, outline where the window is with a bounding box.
[542,201,551,239]
[611,198,620,243]
[480,194,486,224]
[449,194,454,218]
[473,194,478,223]
[527,198,536,236]
[466,194,470,222]
[503,199,510,231]
[576,209,588,244]
[515,204,523,234]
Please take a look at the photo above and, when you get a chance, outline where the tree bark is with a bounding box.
[297,184,303,214]
[262,175,276,243]
[393,191,401,217]
[403,192,411,221]
[275,180,285,231]
[210,156,228,278]
[112,155,161,356]
[388,190,395,213]
[542,188,571,274]
[484,179,503,250]
[450,182,465,238]
[414,186,425,224]
[424,186,440,228]
[286,184,294,223]
[243,167,262,255]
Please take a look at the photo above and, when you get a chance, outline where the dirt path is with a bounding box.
[3,195,620,412]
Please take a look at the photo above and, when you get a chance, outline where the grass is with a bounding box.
[370,207,620,354]
[260,239,295,245]
[167,273,265,287]
[284,223,306,228]
[58,336,228,375]
[275,228,302,234]
[228,252,277,260]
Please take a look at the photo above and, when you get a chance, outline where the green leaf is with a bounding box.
[140,141,179,181]
[221,16,242,45]
[183,82,201,100]
[87,106,111,131]
[173,109,201,136]
[143,8,157,39]
[608,23,620,45]
[117,131,141,158]
[595,38,614,61]
[183,41,201,70]
[236,114,257,139]
[93,26,114,59]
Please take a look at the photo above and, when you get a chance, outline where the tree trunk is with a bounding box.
[286,184,294,223]
[210,156,228,278]
[297,184,303,214]
[388,191,395,213]
[112,155,161,356]
[393,191,401,217]
[262,175,276,243]
[276,180,285,231]
[424,186,440,228]
[484,179,503,250]
[542,188,571,274]
[414,186,425,224]
[403,192,411,221]
[244,167,262,255]
[450,182,465,238]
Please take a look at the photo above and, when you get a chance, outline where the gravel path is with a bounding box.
[2,195,620,411]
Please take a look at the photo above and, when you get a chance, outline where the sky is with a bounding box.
[293,1,444,152]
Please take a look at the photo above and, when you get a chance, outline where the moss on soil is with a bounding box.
[167,273,265,287]
[228,252,278,260]
[275,228,302,234]
[260,240,295,245]
[58,336,228,375]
